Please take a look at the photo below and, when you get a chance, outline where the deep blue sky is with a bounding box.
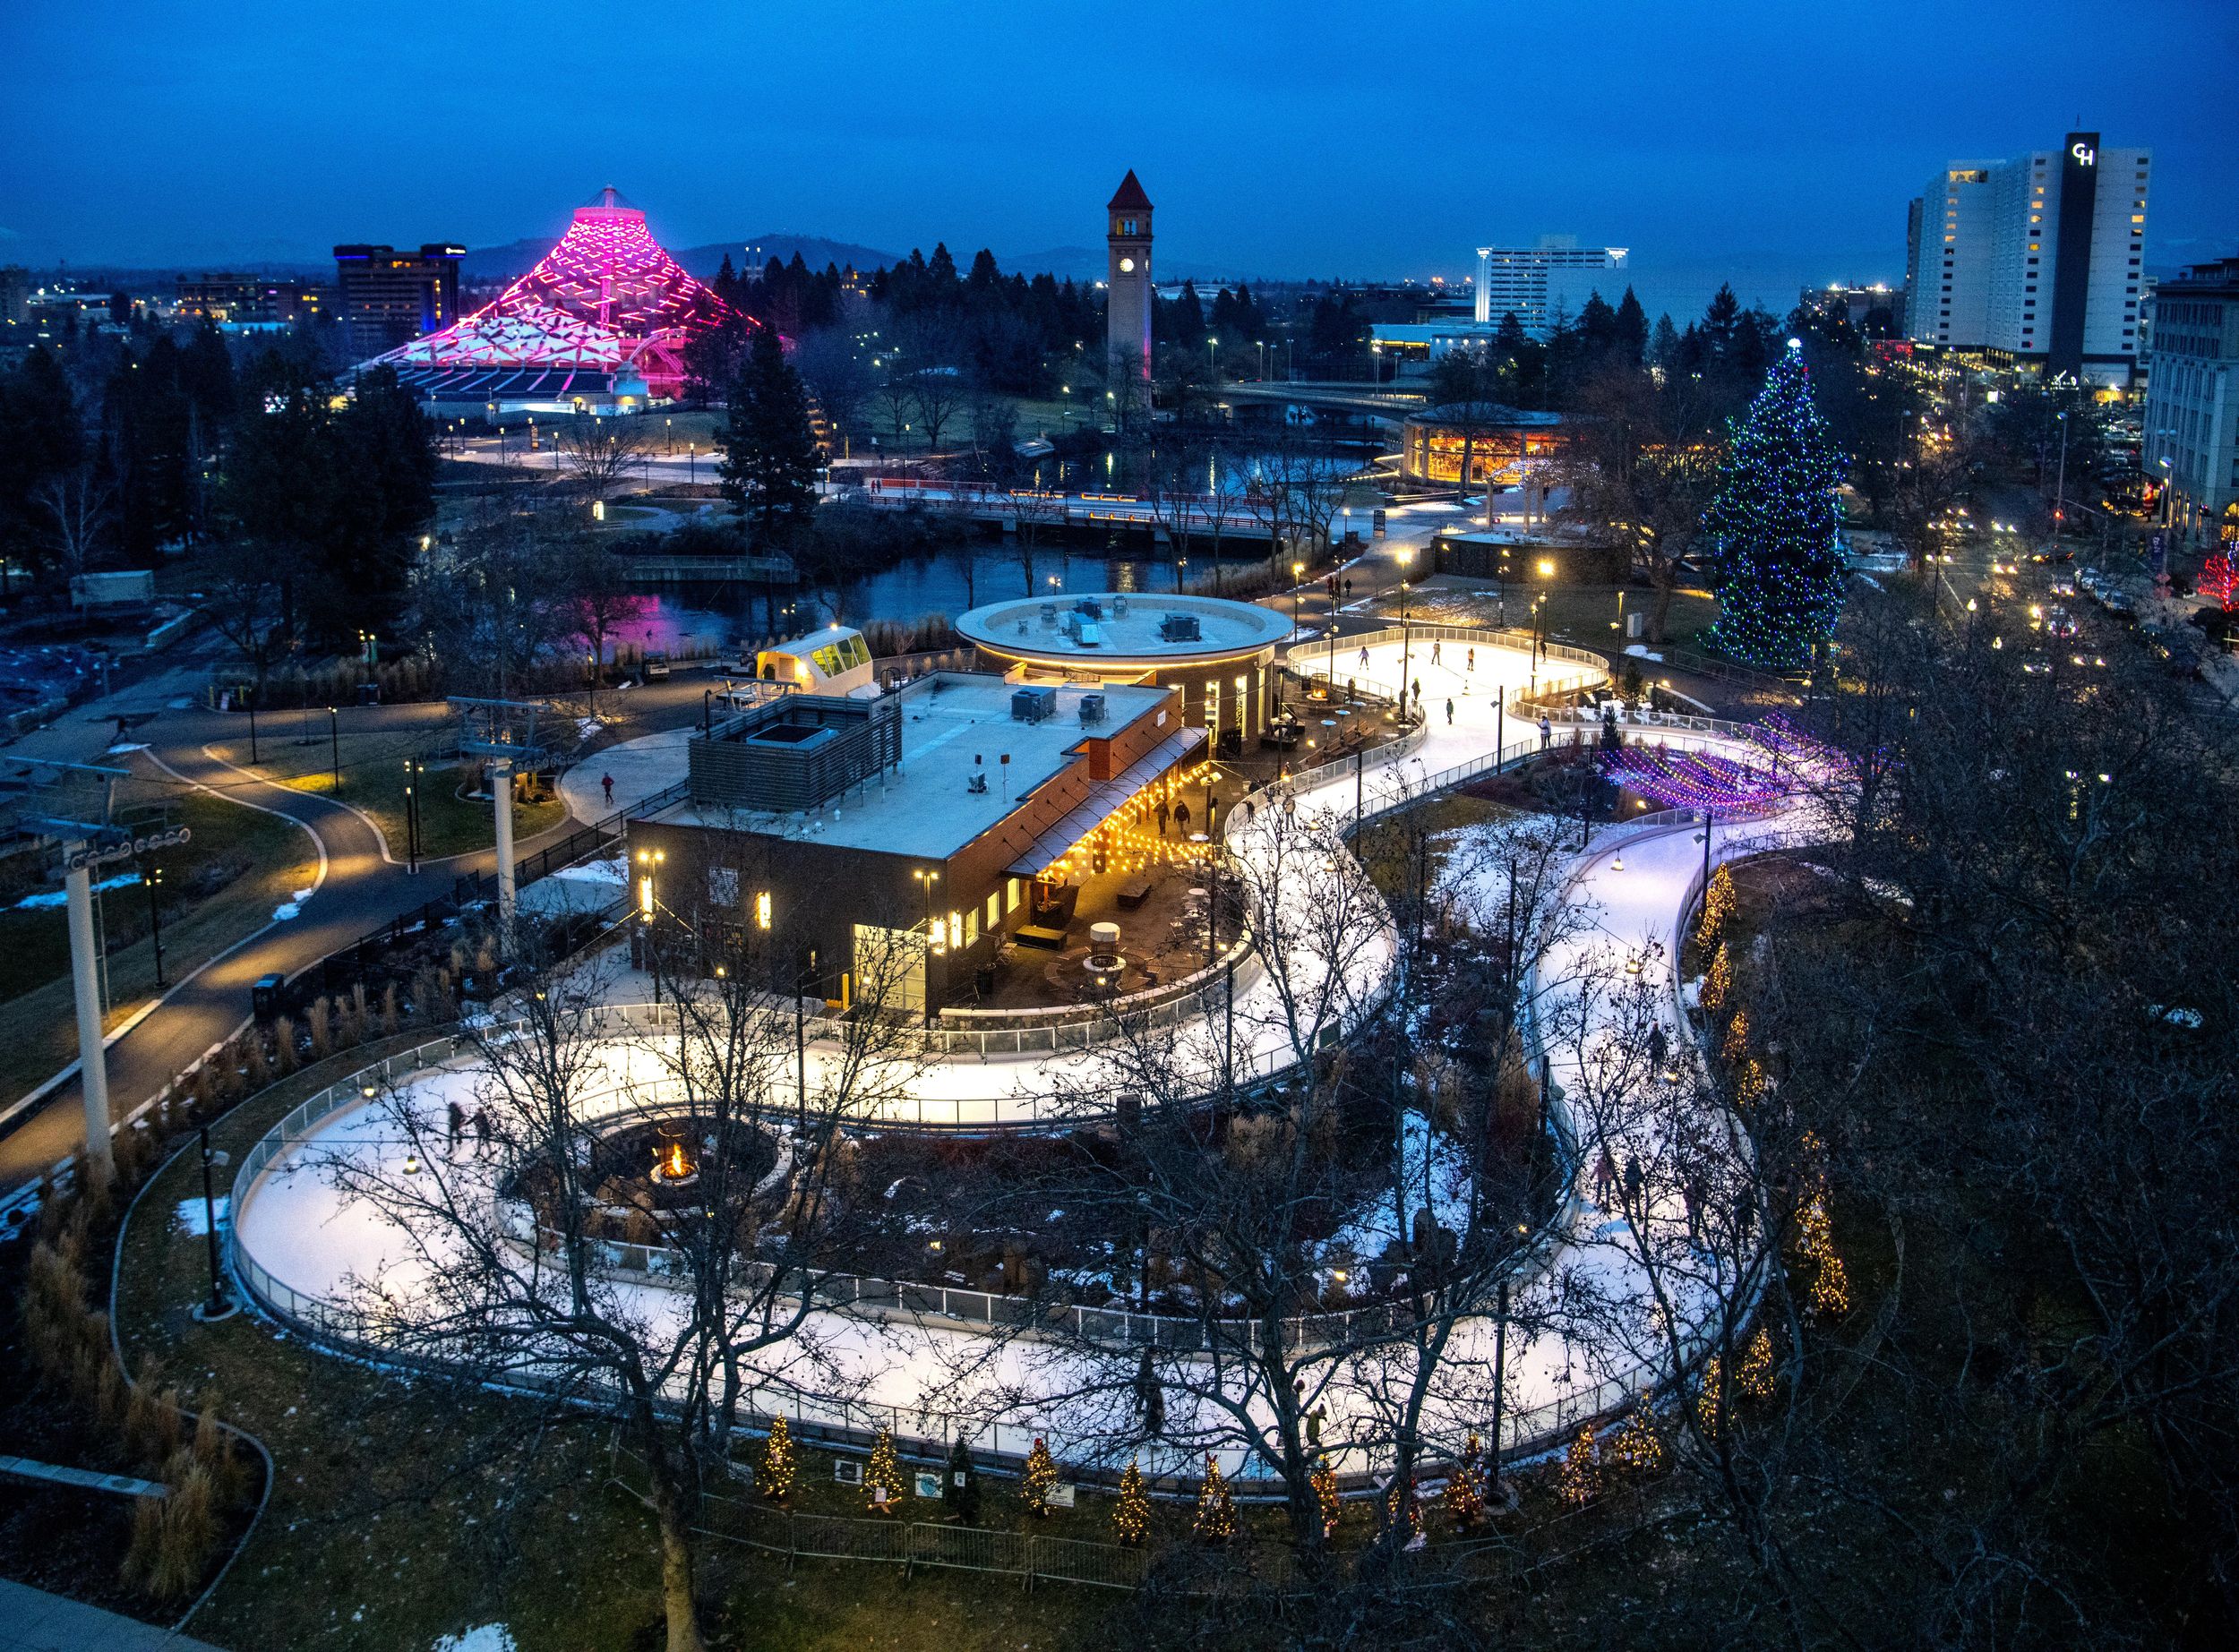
[4,0,2234,314]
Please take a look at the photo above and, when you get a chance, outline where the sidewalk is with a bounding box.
[0,1578,226,1651]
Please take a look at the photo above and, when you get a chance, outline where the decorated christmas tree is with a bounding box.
[1608,1408,1667,1477]
[1113,1458,1151,1545]
[1444,1432,1486,1529]
[1557,1425,1600,1507]
[1737,1325,1777,1399]
[1020,1436,1059,1518]
[1311,1454,1342,1538]
[1384,1470,1422,1541]
[941,1435,981,1524]
[864,1425,905,1512]
[1193,1454,1237,1543]
[757,1416,796,1501]
[1703,341,1848,671]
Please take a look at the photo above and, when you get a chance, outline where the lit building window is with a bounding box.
[755,890,772,930]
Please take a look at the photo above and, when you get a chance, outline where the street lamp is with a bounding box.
[1291,561,1305,640]
[1395,544,1417,715]
[1206,336,1219,379]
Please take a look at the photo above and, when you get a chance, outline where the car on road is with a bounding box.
[2030,548,2074,566]
[641,652,671,680]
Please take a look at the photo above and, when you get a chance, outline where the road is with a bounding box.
[0,652,723,1202]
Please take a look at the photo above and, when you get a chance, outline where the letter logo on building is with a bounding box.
[2070,141,2097,167]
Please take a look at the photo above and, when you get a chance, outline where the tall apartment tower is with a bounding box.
[1903,133,2149,384]
[1471,238,1629,338]
[1105,171,1154,413]
[333,243,466,362]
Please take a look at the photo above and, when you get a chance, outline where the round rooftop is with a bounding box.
[956,592,1290,664]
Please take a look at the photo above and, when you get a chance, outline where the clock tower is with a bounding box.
[1105,170,1154,415]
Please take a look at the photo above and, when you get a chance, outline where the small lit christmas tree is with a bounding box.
[1311,1454,1341,1539]
[1798,1197,1851,1318]
[1737,1326,1777,1400]
[758,1416,796,1501]
[2201,546,2238,611]
[1608,1408,1666,1477]
[1721,1006,1753,1066]
[1021,1436,1059,1518]
[1194,1455,1236,1543]
[1703,340,1848,671]
[864,1425,905,1512]
[1696,1356,1725,1438]
[1557,1425,1600,1507]
[1697,864,1738,947]
[1701,942,1733,1014]
[1444,1432,1486,1530]
[1384,1470,1421,1541]
[1113,1458,1151,1546]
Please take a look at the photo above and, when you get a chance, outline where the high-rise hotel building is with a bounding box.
[1903,133,2149,385]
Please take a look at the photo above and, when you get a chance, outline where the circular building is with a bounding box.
[956,592,1291,753]
[1399,400,1565,488]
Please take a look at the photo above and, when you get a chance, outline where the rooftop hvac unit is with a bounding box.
[1064,611,1103,646]
[1011,685,1058,723]
[1039,602,1059,627]
[1074,597,1104,621]
[1159,612,1202,642]
[1079,692,1107,724]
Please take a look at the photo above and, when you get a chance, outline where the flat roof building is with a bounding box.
[334,242,465,361]
[956,592,1292,756]
[626,665,1205,1017]
[1903,133,2149,385]
[2142,257,2239,541]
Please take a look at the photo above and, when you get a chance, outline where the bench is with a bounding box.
[1116,878,1154,912]
[1015,925,1069,951]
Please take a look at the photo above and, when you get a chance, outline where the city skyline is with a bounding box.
[4,0,2233,294]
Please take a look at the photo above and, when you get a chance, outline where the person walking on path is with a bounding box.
[1155,799,1171,837]
[1173,800,1192,836]
[1446,698,1454,725]
[1467,647,1475,672]
[471,1108,492,1158]
[1430,640,1441,666]
[601,773,614,806]
[1595,1146,1618,1207]
[1359,645,1371,672]
[447,1100,464,1151]
[1539,715,1552,750]
[1243,798,1257,825]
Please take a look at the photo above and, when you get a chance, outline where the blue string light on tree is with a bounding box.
[1703,339,1848,672]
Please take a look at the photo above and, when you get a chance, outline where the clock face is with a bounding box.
[1119,257,1136,274]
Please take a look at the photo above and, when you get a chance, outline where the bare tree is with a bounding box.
[318,899,928,1652]
[32,467,115,582]
[557,536,649,722]
[553,413,653,509]
[198,535,289,699]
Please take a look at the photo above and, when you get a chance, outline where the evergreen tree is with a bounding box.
[1020,1436,1058,1517]
[1112,1459,1151,1545]
[1703,341,1847,670]
[1193,1455,1236,1543]
[940,1436,981,1523]
[1613,288,1650,364]
[758,1417,797,1500]
[719,325,820,544]
[864,1425,906,1511]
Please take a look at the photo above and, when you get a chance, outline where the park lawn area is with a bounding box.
[0,791,317,1104]
[211,730,568,862]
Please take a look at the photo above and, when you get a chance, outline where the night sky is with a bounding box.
[4,0,2234,312]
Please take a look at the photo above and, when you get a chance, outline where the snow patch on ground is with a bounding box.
[13,872,140,910]
[433,1627,518,1652]
[1321,1111,1473,1266]
[175,1195,229,1236]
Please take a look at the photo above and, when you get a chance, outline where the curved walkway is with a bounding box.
[228,634,1814,1479]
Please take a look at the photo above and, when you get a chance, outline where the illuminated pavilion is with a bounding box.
[363,187,744,413]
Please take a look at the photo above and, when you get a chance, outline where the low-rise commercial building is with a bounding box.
[2142,257,2239,541]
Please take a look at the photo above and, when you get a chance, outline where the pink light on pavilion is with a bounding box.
[1600,715,1844,817]
[367,186,748,403]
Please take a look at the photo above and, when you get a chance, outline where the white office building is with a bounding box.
[1472,237,1630,337]
[1903,133,2149,386]
[2142,258,2239,540]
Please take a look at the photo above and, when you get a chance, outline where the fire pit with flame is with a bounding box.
[651,1136,698,1188]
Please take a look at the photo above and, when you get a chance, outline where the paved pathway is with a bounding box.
[0,1578,225,1651]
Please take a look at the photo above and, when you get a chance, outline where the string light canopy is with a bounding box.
[1600,713,1841,815]
[1703,340,1849,671]
[368,186,749,403]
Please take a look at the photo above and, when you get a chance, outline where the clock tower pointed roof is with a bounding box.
[1106,170,1154,213]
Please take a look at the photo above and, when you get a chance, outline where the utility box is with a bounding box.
[1011,685,1057,723]
[251,973,286,1022]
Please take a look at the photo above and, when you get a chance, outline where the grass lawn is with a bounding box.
[210,731,568,863]
[0,791,319,1103]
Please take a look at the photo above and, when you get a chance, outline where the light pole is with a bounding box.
[2053,408,2071,541]
[1291,561,1305,640]
[195,1124,231,1319]
[144,862,166,989]
[1395,545,1416,715]
[912,868,940,1025]
[1206,336,1219,380]
[327,706,339,795]
[637,848,665,1003]
[402,758,421,871]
